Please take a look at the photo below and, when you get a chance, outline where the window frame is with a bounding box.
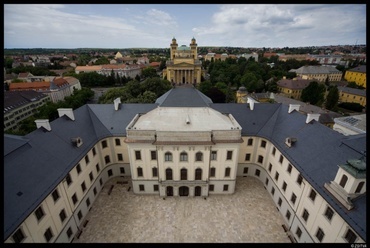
[35,206,45,221]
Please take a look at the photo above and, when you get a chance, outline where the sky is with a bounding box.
[4,4,366,49]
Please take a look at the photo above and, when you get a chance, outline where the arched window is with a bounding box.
[195,168,202,180]
[165,152,172,162]
[195,152,203,161]
[181,168,187,180]
[339,174,348,188]
[166,168,173,180]
[180,152,188,161]
[355,181,365,193]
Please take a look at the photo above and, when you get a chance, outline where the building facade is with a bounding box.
[75,64,141,79]
[290,66,342,82]
[162,38,204,84]
[338,86,366,107]
[344,65,366,88]
[277,77,314,100]
[4,86,366,244]
[333,114,366,136]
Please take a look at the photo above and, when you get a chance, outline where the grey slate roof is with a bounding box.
[4,90,49,113]
[338,86,366,97]
[291,65,340,74]
[347,65,366,73]
[4,87,366,241]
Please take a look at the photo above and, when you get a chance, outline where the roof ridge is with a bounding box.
[255,103,282,137]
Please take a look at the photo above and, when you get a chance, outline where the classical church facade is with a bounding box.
[162,37,204,85]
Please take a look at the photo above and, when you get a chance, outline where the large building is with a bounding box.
[338,86,367,107]
[162,38,204,84]
[290,66,342,82]
[344,65,366,88]
[276,77,316,100]
[4,86,366,243]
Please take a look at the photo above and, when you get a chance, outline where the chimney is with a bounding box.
[35,119,51,131]
[186,115,190,124]
[306,113,320,124]
[247,97,257,110]
[57,108,75,121]
[114,97,121,111]
[288,104,300,113]
[285,137,297,147]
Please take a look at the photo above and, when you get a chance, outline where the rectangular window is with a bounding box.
[66,227,73,239]
[272,147,276,156]
[209,184,214,192]
[324,206,334,221]
[44,227,53,242]
[255,169,260,177]
[86,197,91,208]
[101,140,107,149]
[226,151,233,160]
[89,172,94,182]
[297,174,303,186]
[278,197,282,207]
[309,189,317,202]
[275,172,279,181]
[96,163,100,173]
[119,167,125,174]
[151,151,157,160]
[271,187,275,196]
[135,150,141,160]
[210,167,216,177]
[243,167,248,174]
[35,206,45,221]
[287,164,292,174]
[265,178,269,186]
[268,163,272,172]
[211,151,217,160]
[76,164,81,174]
[99,178,103,186]
[85,155,89,164]
[81,181,86,193]
[72,193,78,205]
[223,185,229,191]
[117,153,123,161]
[12,228,25,243]
[137,167,143,177]
[225,168,231,177]
[108,169,113,177]
[105,155,110,164]
[344,229,357,243]
[152,167,158,177]
[247,138,253,146]
[115,138,121,146]
[52,189,60,203]
[139,185,145,191]
[286,210,291,220]
[291,193,297,205]
[93,187,97,196]
[153,185,159,191]
[260,140,266,148]
[258,155,263,164]
[302,209,309,222]
[282,181,287,192]
[59,209,67,223]
[316,227,325,242]
[296,227,302,239]
[77,210,83,221]
[245,153,251,161]
[92,147,96,156]
[279,155,284,164]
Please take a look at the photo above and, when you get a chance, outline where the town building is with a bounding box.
[344,65,366,88]
[276,77,315,100]
[4,85,365,244]
[338,86,366,107]
[75,64,141,79]
[4,90,50,131]
[162,37,204,84]
[333,114,366,136]
[290,66,342,82]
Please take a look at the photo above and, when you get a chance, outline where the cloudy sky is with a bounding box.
[4,4,366,49]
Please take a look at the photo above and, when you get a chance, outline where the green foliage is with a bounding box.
[4,57,14,69]
[94,56,110,65]
[77,71,109,87]
[9,66,57,76]
[142,67,158,78]
[338,102,364,112]
[300,81,326,105]
[346,81,365,89]
[325,86,339,110]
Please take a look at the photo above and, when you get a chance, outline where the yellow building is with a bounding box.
[290,66,342,82]
[338,86,366,107]
[276,77,313,100]
[163,37,204,84]
[344,65,366,88]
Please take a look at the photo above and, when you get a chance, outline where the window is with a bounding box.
[272,147,276,156]
[85,155,89,164]
[297,174,303,186]
[255,169,260,177]
[72,194,78,205]
[316,227,325,242]
[151,151,157,160]
[66,227,73,239]
[195,168,202,180]
[279,155,284,164]
[86,197,91,208]
[344,229,357,243]
[247,138,253,146]
[296,227,302,239]
[243,167,248,174]
[275,172,279,181]
[154,185,159,191]
[89,172,94,182]
[223,185,229,191]
[309,189,317,202]
[101,140,107,148]
[12,228,25,243]
[166,168,172,180]
[211,151,217,160]
[302,209,309,222]
[35,206,45,221]
[165,152,173,161]
[181,169,187,180]
[52,189,60,203]
[291,193,297,205]
[210,167,216,177]
[339,174,348,188]
[282,181,287,192]
[260,140,266,148]
[180,152,188,161]
[81,181,86,193]
[92,147,96,156]
[105,155,110,164]
[93,187,97,196]
[99,178,103,186]
[271,187,275,195]
[115,138,121,146]
[245,153,251,161]
[76,164,81,174]
[226,151,233,160]
[265,178,269,186]
[278,198,282,207]
[268,163,272,172]
[287,164,292,174]
[324,206,334,221]
[225,167,231,177]
[137,167,143,177]
[117,153,123,161]
[77,210,83,221]
[257,155,263,164]
[139,185,145,191]
[96,163,100,173]
[209,184,214,192]
[195,152,203,161]
[355,181,365,193]
[286,210,291,220]
[44,227,53,242]
[135,151,141,160]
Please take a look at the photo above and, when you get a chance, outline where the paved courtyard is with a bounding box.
[74,176,291,243]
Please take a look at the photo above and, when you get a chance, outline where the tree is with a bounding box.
[300,81,326,105]
[207,87,226,103]
[142,67,158,78]
[94,56,110,65]
[325,86,339,110]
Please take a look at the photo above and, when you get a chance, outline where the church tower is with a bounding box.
[190,37,197,59]
[170,37,178,60]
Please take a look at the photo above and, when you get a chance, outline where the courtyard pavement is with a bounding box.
[73,176,291,243]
